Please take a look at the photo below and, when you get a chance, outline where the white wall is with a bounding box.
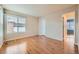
[43,5,77,41]
[39,17,46,35]
[44,12,63,41]
[7,15,38,41]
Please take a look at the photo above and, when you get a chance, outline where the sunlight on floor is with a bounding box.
[6,42,27,54]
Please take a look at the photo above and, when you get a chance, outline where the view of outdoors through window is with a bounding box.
[5,14,26,34]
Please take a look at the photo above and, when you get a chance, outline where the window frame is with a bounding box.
[5,14,26,34]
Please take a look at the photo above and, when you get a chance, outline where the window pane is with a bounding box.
[18,27,25,32]
[0,7,3,45]
[67,19,74,35]
[13,27,17,32]
[6,15,17,33]
[18,17,26,32]
[18,17,26,24]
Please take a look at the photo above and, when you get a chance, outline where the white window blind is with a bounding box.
[5,14,26,34]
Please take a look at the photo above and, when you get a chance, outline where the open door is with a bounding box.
[63,11,75,53]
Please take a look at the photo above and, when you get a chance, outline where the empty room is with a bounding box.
[0,4,79,54]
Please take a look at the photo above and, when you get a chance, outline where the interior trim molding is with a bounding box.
[5,35,39,42]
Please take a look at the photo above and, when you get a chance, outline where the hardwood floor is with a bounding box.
[0,35,64,54]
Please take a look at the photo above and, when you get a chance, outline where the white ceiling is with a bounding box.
[2,4,74,17]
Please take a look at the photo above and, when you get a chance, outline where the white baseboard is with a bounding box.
[5,35,38,42]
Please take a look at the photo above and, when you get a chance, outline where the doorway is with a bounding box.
[63,11,75,53]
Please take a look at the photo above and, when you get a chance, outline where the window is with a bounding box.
[5,14,26,34]
[0,7,3,41]
[67,19,74,35]
[16,17,26,32]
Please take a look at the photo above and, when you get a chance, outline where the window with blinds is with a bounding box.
[5,14,26,34]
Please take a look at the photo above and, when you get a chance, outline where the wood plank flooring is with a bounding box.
[0,35,64,54]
